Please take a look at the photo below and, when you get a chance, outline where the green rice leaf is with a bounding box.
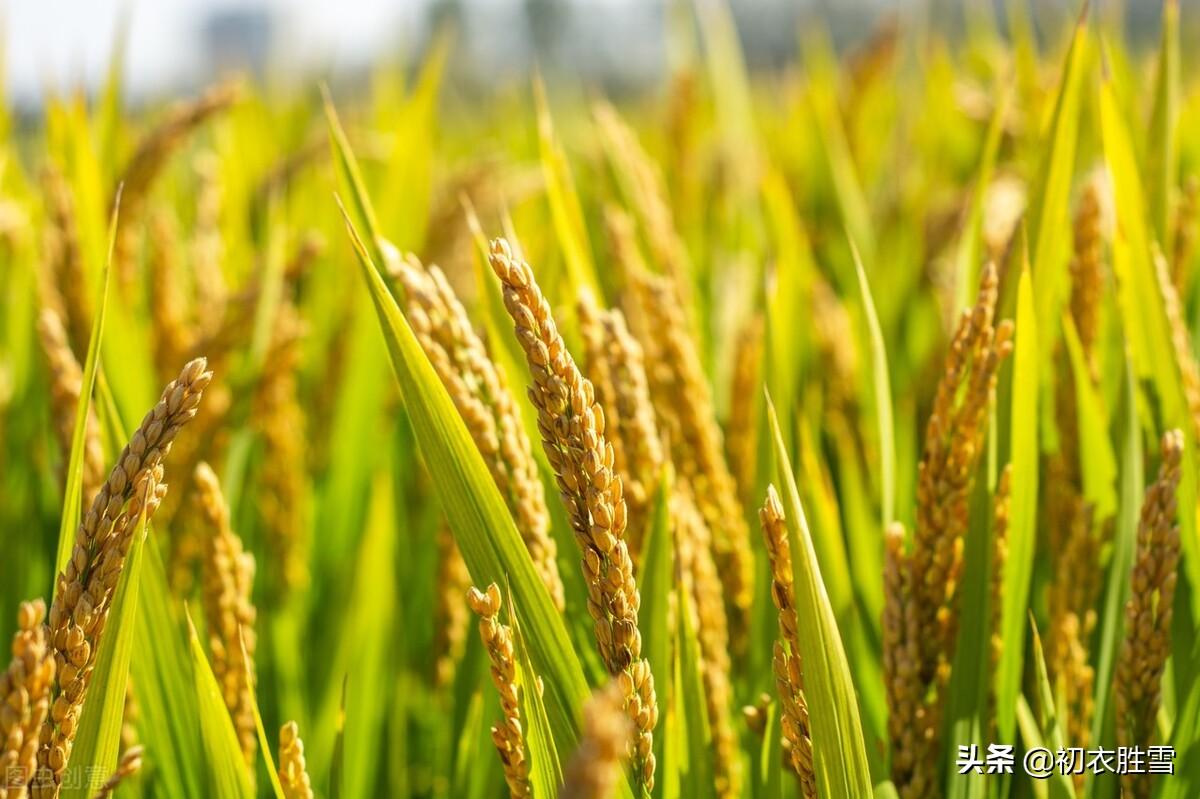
[339,203,595,768]
[1161,641,1200,798]
[1029,11,1087,366]
[753,700,782,799]
[132,538,206,799]
[53,187,118,582]
[322,87,386,269]
[532,75,599,297]
[955,79,1010,312]
[186,608,255,798]
[675,585,714,799]
[331,470,397,799]
[1028,616,1076,799]
[1101,70,1200,619]
[506,582,563,798]
[638,471,674,798]
[945,453,1002,799]
[767,394,872,798]
[330,676,347,799]
[1015,696,1051,799]
[1146,0,1179,250]
[996,260,1039,742]
[241,629,287,799]
[1061,316,1117,519]
[1089,356,1143,756]
[852,242,895,525]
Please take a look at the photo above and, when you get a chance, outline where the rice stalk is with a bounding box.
[760,485,817,799]
[38,167,90,358]
[0,600,56,798]
[674,487,738,797]
[388,249,564,610]
[726,312,762,509]
[489,238,658,791]
[112,82,239,288]
[35,357,212,794]
[1114,430,1183,799]
[467,584,531,799]
[194,462,257,769]
[558,680,631,799]
[36,309,105,507]
[1156,250,1200,443]
[1068,180,1103,371]
[987,466,1010,726]
[147,210,192,384]
[89,745,142,799]
[576,292,664,563]
[628,268,753,653]
[278,721,313,799]
[1171,175,1197,298]
[190,152,227,338]
[432,523,471,689]
[882,262,1012,799]
[252,303,309,597]
[594,103,691,294]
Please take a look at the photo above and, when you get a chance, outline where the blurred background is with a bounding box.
[5,0,1176,108]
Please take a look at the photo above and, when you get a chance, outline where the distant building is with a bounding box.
[202,6,274,81]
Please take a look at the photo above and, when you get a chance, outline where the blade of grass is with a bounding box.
[322,87,386,269]
[186,608,255,798]
[637,471,674,798]
[675,585,714,799]
[851,242,895,526]
[241,630,287,799]
[132,537,206,799]
[532,74,599,297]
[53,187,119,583]
[506,582,563,798]
[1015,696,1051,799]
[1087,356,1142,796]
[1061,316,1117,519]
[339,201,598,773]
[1147,0,1179,251]
[996,259,1039,742]
[767,394,872,798]
[1028,615,1077,799]
[1101,67,1200,619]
[1029,9,1088,367]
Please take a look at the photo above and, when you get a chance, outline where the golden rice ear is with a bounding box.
[885,262,1013,797]
[576,292,664,566]
[279,722,314,799]
[674,486,738,796]
[37,357,213,793]
[194,460,258,769]
[392,249,563,610]
[37,307,106,505]
[760,485,817,799]
[468,582,532,799]
[488,239,657,792]
[1115,430,1183,798]
[628,268,754,653]
[559,680,632,799]
[0,600,55,795]
[91,745,144,799]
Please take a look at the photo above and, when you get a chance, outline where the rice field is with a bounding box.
[1,2,1199,797]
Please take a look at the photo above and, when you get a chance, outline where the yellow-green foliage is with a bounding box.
[2,3,1200,798]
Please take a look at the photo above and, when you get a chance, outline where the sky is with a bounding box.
[4,0,428,102]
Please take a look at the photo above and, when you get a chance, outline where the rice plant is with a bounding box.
[1,2,1199,797]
